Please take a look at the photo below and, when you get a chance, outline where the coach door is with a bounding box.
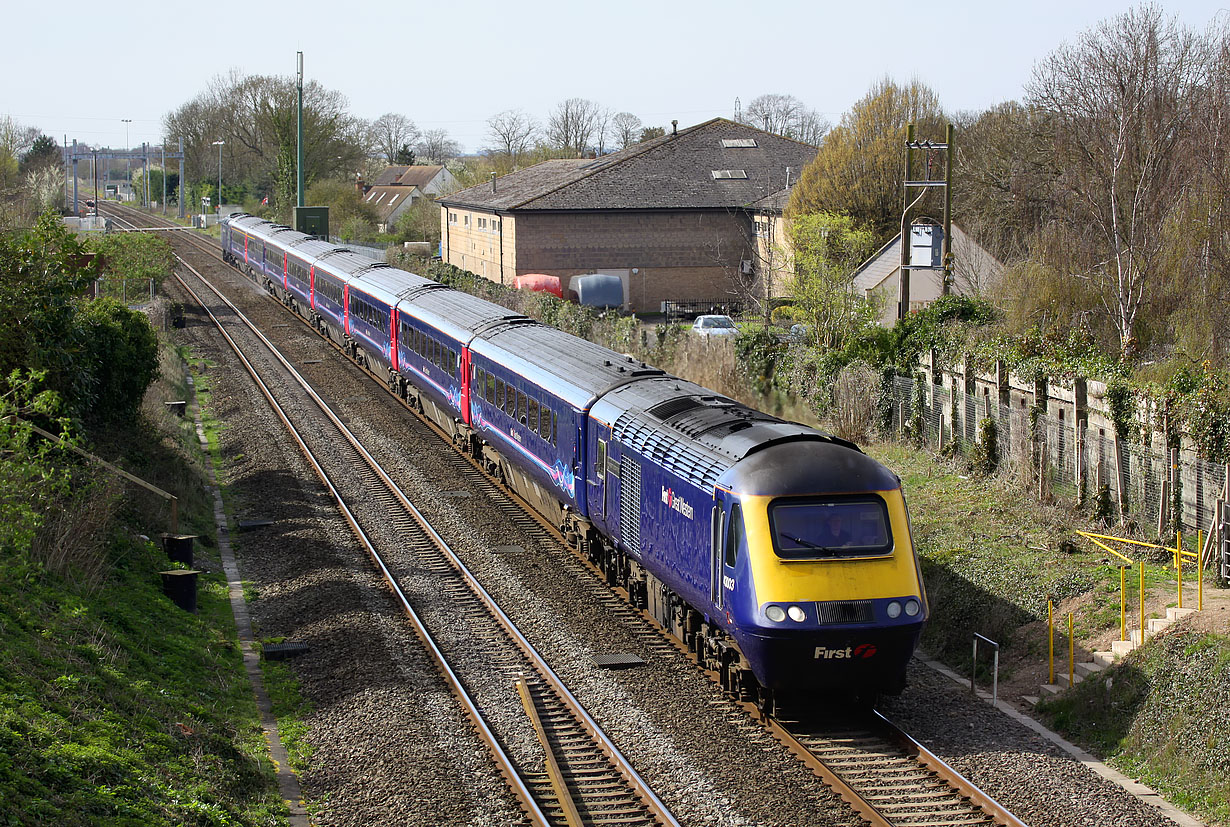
[587,422,611,531]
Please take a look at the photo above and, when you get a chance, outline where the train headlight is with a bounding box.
[904,599,921,617]
[886,601,902,619]
[787,605,806,623]
[765,605,787,622]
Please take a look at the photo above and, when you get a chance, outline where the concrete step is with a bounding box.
[1113,638,1138,656]
[1167,607,1197,622]
[1041,683,1062,695]
[1022,694,1041,707]
[1076,660,1106,678]
[1093,650,1118,667]
[1148,617,1174,634]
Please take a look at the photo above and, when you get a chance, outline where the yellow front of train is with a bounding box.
[717,438,927,694]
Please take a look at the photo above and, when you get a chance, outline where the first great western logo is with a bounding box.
[661,487,695,520]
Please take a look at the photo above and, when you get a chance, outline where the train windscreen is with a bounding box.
[768,497,892,560]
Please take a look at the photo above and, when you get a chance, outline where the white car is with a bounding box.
[691,314,739,336]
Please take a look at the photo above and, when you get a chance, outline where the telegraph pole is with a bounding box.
[897,123,955,319]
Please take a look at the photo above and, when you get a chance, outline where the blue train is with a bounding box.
[222,213,929,706]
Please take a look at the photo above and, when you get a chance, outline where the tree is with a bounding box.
[789,78,946,241]
[393,144,416,165]
[486,109,539,162]
[1026,6,1209,357]
[394,196,442,245]
[415,129,460,163]
[639,126,666,142]
[21,135,60,173]
[785,212,876,349]
[741,93,830,144]
[951,101,1058,265]
[304,178,378,229]
[546,98,602,155]
[370,113,420,164]
[0,116,39,191]
[163,71,370,217]
[610,112,642,150]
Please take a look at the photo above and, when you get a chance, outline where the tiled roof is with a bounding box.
[750,187,791,213]
[441,118,816,212]
[363,185,420,222]
[396,165,445,187]
[372,165,409,186]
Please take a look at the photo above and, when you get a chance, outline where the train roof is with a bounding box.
[351,264,438,300]
[725,439,900,497]
[286,237,341,260]
[402,288,528,345]
[593,376,862,492]
[474,325,663,410]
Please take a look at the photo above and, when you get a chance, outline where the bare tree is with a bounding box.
[370,113,420,164]
[791,109,830,145]
[546,98,602,156]
[741,93,829,144]
[745,93,802,134]
[610,112,642,150]
[416,128,460,163]
[1026,6,1209,356]
[486,109,539,161]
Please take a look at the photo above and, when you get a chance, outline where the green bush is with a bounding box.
[76,299,159,423]
[970,417,999,476]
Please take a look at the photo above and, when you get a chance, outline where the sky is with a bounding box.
[6,0,1228,155]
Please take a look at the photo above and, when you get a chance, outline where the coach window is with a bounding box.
[528,399,539,436]
[551,411,558,446]
[539,406,551,441]
[448,349,457,377]
[725,503,745,568]
[495,379,505,410]
[516,390,527,424]
[505,384,516,417]
[486,372,496,403]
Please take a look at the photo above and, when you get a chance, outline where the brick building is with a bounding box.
[438,118,816,312]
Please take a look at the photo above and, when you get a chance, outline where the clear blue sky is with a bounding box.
[7,0,1227,154]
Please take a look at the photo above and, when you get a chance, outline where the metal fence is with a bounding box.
[93,277,155,306]
[327,237,393,261]
[888,374,1230,543]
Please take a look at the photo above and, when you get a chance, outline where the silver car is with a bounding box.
[691,314,739,336]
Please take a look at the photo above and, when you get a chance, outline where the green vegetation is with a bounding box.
[0,216,286,824]
[1039,631,1230,825]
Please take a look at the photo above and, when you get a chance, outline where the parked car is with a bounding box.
[691,314,739,337]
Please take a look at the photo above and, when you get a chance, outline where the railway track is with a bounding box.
[105,205,678,827]
[106,203,1029,827]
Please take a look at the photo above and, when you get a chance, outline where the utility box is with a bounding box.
[909,223,943,269]
[294,206,329,238]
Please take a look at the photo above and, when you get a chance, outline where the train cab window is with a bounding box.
[724,504,746,568]
[516,390,527,425]
[769,497,893,560]
[528,399,539,435]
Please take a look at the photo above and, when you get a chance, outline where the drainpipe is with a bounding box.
[498,211,505,285]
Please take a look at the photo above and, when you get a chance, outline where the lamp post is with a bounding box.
[122,119,132,201]
[212,140,225,215]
